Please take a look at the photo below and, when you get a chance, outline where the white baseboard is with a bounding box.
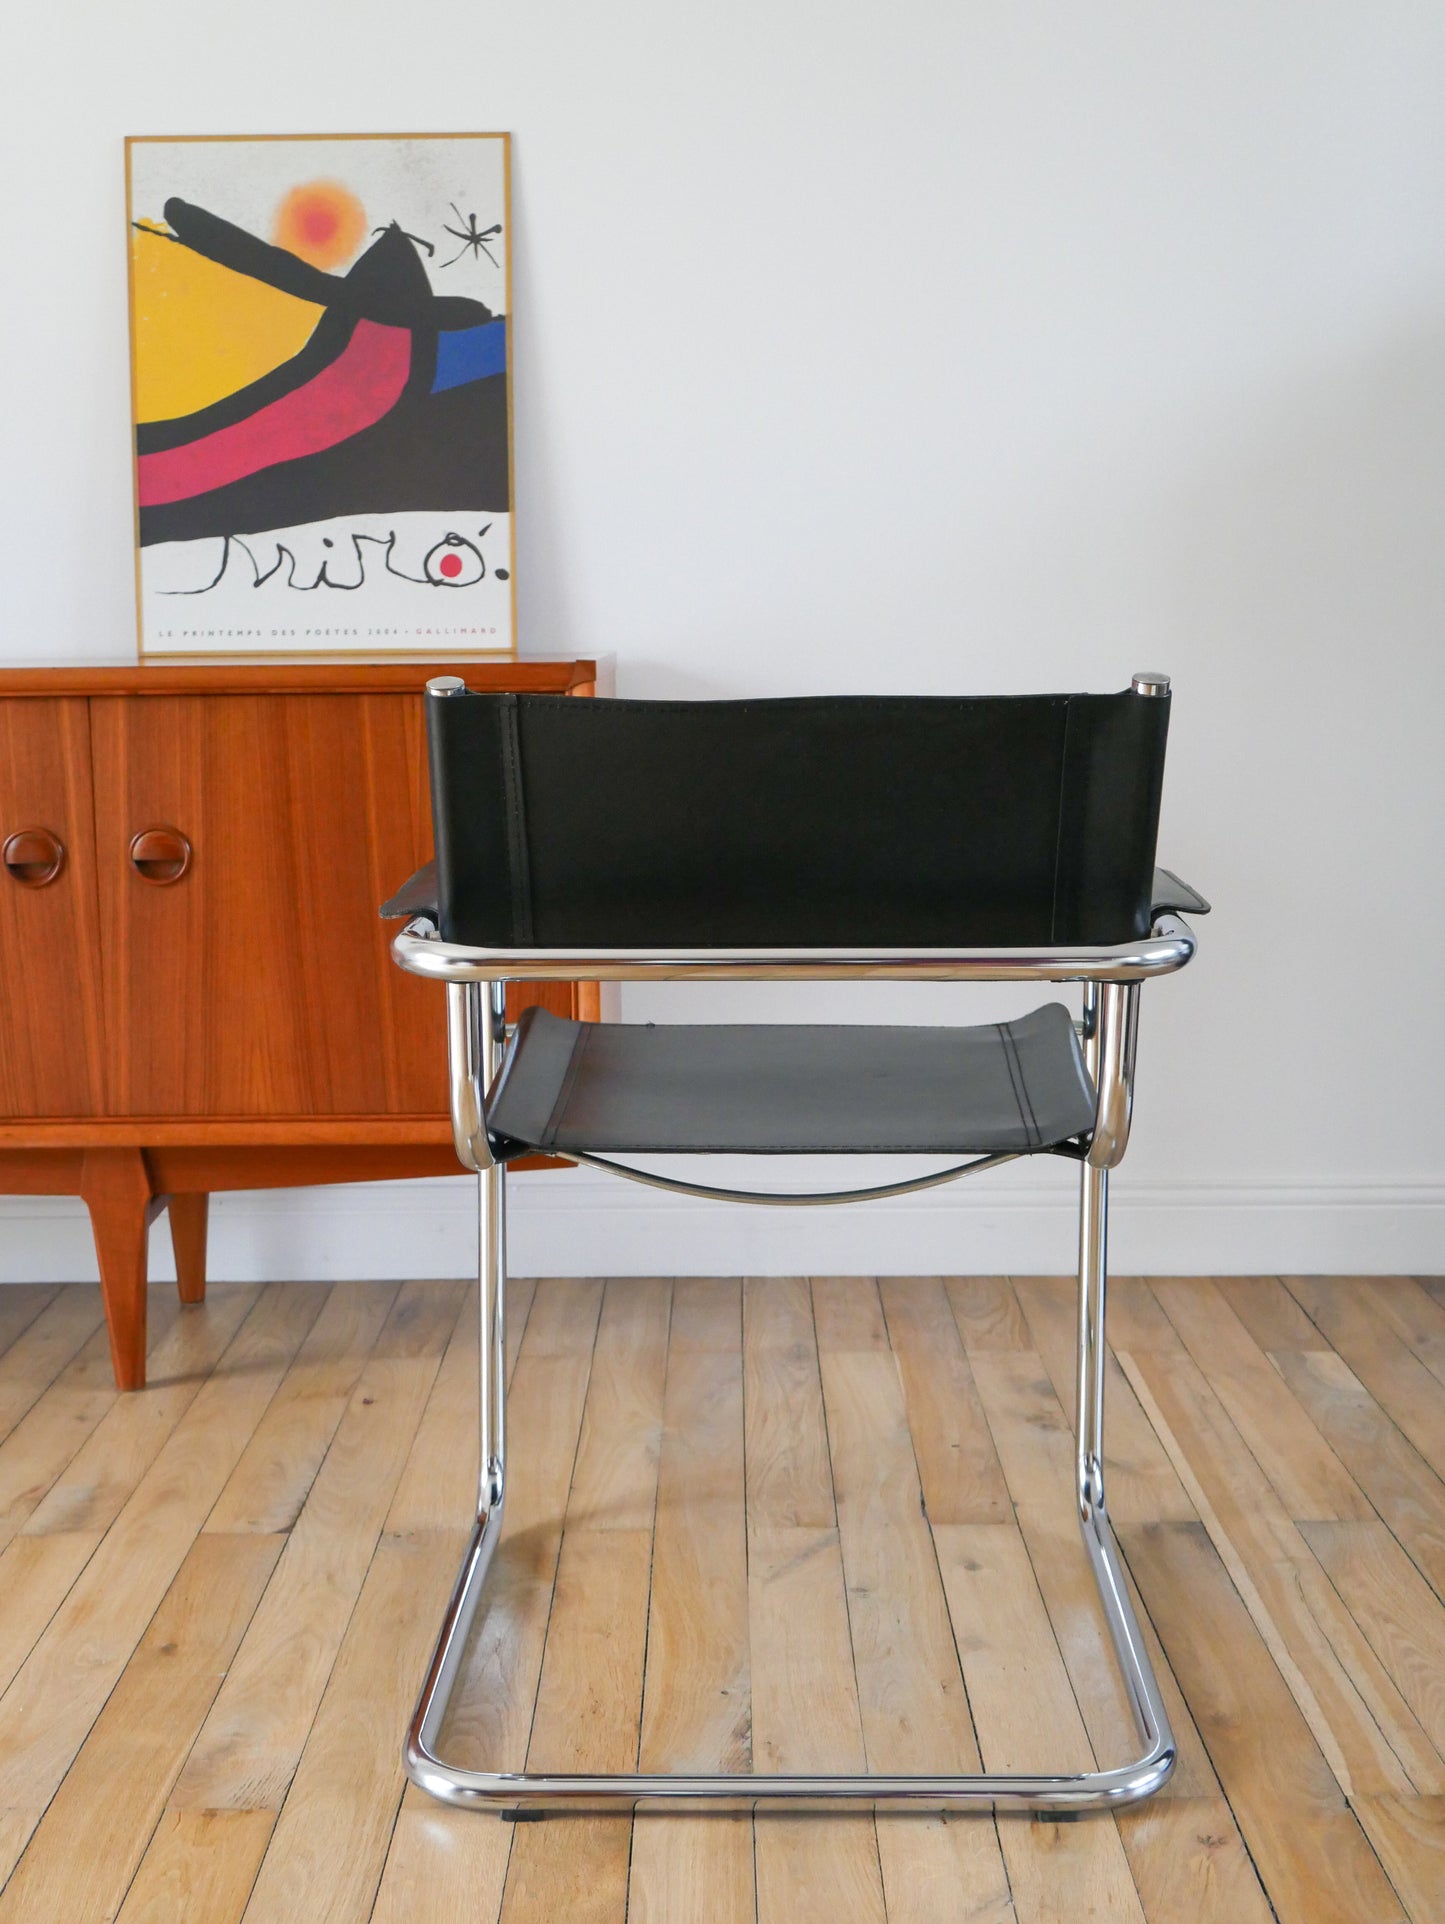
[0,1169,1440,1281]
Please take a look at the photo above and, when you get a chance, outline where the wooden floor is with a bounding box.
[0,1276,1443,1921]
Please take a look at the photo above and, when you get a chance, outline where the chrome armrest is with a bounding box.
[391,914,1198,987]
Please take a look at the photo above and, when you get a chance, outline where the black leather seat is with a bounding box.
[487,1002,1096,1159]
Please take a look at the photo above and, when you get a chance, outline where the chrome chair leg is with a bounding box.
[402,1148,1177,1814]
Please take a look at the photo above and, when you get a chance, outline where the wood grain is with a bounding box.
[878,1278,1010,1525]
[439,1280,601,1775]
[1012,1274,1193,1524]
[1121,1345,1441,1796]
[640,1284,750,1773]
[743,1277,835,1530]
[934,1522,1147,1922]
[1123,1519,1407,1924]
[1,658,598,1389]
[1151,1277,1370,1522]
[0,1291,57,1365]
[23,1280,258,1535]
[114,1811,276,1924]
[0,698,106,1117]
[0,1275,1441,1923]
[1283,1276,1445,1469]
[0,1290,179,1554]
[1301,1519,1445,1766]
[1352,1795,1445,1924]
[175,1281,460,1809]
[748,1276,880,1924]
[0,660,594,698]
[0,1283,320,1812]
[1268,1345,1445,1601]
[0,1287,108,1444]
[205,1280,398,1534]
[237,1526,468,1924]
[0,1533,281,1924]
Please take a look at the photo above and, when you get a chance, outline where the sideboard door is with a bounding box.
[91,692,450,1117]
[0,699,106,1115]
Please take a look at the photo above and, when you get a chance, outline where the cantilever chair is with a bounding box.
[384,674,1209,1817]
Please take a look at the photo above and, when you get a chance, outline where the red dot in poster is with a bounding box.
[437,552,464,578]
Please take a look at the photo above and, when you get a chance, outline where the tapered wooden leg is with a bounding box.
[167,1193,209,1305]
[80,1149,155,1392]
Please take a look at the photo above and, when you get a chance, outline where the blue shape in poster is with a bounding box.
[432,321,507,394]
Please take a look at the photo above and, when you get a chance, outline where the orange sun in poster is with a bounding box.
[272,180,368,269]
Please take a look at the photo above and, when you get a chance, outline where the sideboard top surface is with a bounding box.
[0,659,596,697]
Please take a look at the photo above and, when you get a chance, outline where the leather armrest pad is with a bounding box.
[379,859,439,920]
[380,856,1210,926]
[1151,865,1211,916]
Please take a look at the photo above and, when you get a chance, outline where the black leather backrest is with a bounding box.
[426,690,1170,947]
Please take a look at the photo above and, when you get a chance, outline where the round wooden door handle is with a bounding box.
[3,828,65,886]
[3,827,64,885]
[129,826,192,885]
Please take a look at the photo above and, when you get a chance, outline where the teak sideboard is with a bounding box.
[0,658,598,1389]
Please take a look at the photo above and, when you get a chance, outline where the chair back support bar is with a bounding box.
[426,688,1170,949]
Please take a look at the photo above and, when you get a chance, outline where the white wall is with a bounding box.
[3,3,1444,1277]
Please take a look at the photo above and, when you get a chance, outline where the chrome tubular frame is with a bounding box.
[398,912,1194,1816]
[557,1146,1025,1207]
[392,914,1197,987]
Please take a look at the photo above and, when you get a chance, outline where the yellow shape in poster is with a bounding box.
[131,223,325,423]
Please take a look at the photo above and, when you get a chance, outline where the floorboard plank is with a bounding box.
[1121,1346,1443,1796]
[628,1280,754,1923]
[1359,1278,1445,1390]
[812,1275,889,1352]
[639,1283,750,1774]
[1123,1518,1407,1924]
[0,1533,100,1701]
[206,1281,395,1533]
[1114,1799,1276,1924]
[934,1522,1147,1923]
[628,1819,756,1924]
[0,1290,181,1555]
[1283,1278,1445,1469]
[1301,1519,1445,1767]
[0,1533,281,1924]
[748,1276,881,1923]
[565,1278,670,1533]
[972,1339,1218,1804]
[238,1526,467,1924]
[1151,1278,1371,1523]
[1351,1795,1445,1924]
[0,1289,110,1446]
[943,1277,1032,1351]
[498,1280,670,1924]
[370,1809,510,1924]
[114,1811,275,1924]
[0,1291,58,1365]
[879,1278,1010,1526]
[818,1307,1015,1924]
[174,1280,462,1810]
[434,1336,598,1773]
[1217,1276,1336,1352]
[1011,1276,1193,1524]
[23,1284,274,1537]
[743,1277,835,1530]
[1269,1346,1445,1602]
[0,1283,319,1814]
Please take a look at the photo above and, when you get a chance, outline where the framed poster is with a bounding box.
[126,133,515,660]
